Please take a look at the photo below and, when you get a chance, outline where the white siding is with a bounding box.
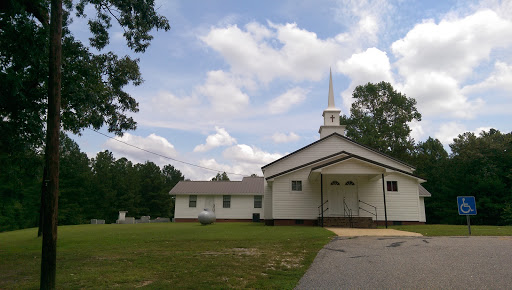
[263,136,413,178]
[419,197,426,222]
[272,168,321,219]
[322,159,384,175]
[356,174,421,221]
[270,171,423,222]
[263,179,273,220]
[175,195,264,219]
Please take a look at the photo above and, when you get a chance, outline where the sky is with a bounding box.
[69,0,512,181]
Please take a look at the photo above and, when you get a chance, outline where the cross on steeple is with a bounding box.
[319,68,345,138]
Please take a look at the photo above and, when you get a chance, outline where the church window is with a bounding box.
[345,181,355,185]
[189,195,197,208]
[387,181,398,192]
[223,195,231,208]
[331,181,340,185]
[254,195,262,208]
[292,180,302,191]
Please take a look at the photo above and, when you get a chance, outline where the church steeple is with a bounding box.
[327,68,336,109]
[319,68,346,138]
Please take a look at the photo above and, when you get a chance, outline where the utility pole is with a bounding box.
[41,0,62,288]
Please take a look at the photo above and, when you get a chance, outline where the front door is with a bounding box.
[343,180,359,216]
[328,180,343,215]
[204,196,215,212]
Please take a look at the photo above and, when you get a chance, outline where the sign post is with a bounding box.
[457,196,477,235]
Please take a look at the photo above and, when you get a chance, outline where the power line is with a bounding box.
[87,128,247,177]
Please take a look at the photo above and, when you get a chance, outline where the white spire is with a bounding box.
[319,68,345,138]
[328,68,335,108]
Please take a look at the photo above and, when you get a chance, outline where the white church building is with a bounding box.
[171,72,430,227]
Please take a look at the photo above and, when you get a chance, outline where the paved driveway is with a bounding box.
[296,236,512,289]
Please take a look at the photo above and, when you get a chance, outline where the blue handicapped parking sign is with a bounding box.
[457,196,477,215]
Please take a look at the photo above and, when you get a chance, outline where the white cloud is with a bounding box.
[462,61,512,94]
[408,120,425,142]
[268,87,308,114]
[197,159,243,180]
[271,132,300,143]
[197,158,260,181]
[223,144,282,165]
[392,10,512,81]
[435,122,466,145]
[401,72,484,119]
[198,70,251,113]
[473,126,493,136]
[194,126,237,152]
[104,133,177,165]
[336,47,394,109]
[201,22,345,83]
[333,0,393,45]
[146,91,201,118]
[245,22,273,41]
[389,9,512,119]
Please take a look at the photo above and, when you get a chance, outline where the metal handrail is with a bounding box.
[343,198,354,227]
[358,199,377,222]
[318,200,329,216]
[359,199,376,210]
[359,207,374,216]
[318,199,328,209]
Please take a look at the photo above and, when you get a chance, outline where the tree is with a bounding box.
[211,172,230,181]
[90,150,117,221]
[137,162,170,218]
[163,165,184,218]
[0,2,170,287]
[412,137,450,224]
[341,82,422,161]
[58,133,92,225]
[415,129,512,225]
[448,129,512,225]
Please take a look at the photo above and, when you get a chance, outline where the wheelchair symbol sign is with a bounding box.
[457,196,477,215]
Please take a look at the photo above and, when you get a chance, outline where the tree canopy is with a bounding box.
[0,134,185,232]
[211,172,230,181]
[0,0,170,155]
[341,81,421,161]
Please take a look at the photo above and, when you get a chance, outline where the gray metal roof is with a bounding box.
[169,177,264,195]
[419,185,432,197]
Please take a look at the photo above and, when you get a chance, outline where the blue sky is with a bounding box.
[70,0,512,180]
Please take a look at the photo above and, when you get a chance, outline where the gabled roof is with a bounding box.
[169,176,263,195]
[266,150,350,179]
[266,152,425,181]
[419,185,432,197]
[261,132,415,170]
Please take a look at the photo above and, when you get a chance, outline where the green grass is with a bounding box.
[387,224,512,236]
[0,223,334,289]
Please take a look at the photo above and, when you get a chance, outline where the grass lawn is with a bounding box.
[387,224,512,236]
[0,222,334,289]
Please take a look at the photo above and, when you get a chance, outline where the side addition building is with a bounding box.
[171,176,264,222]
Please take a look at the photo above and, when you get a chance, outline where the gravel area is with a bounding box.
[297,236,512,289]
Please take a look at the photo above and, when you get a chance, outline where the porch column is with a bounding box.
[381,174,388,228]
[320,174,324,227]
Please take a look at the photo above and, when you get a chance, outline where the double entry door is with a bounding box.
[327,178,358,216]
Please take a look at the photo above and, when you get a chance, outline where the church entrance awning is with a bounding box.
[308,153,425,183]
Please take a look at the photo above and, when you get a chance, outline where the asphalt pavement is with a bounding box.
[296,236,512,289]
